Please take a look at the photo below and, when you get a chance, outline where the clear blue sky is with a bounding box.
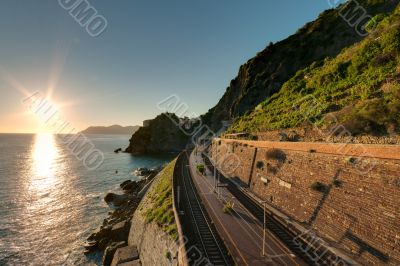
[0,0,341,133]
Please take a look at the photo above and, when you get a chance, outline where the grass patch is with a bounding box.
[144,159,178,240]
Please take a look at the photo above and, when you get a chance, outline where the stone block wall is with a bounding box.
[212,139,400,265]
[211,140,256,186]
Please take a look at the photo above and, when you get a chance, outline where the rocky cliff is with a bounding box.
[125,113,190,154]
[202,0,399,130]
[230,2,400,136]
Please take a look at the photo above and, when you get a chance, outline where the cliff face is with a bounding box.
[125,113,190,154]
[202,0,399,130]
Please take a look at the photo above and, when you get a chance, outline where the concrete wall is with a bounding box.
[212,139,400,265]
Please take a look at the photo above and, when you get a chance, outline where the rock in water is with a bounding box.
[132,168,151,177]
[111,246,139,266]
[110,221,130,242]
[120,180,132,188]
[103,241,127,266]
[104,193,129,206]
[121,181,138,192]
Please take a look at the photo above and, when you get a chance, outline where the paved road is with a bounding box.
[187,150,306,266]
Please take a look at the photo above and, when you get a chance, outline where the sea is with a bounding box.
[0,133,175,266]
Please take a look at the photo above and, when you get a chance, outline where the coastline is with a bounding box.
[84,169,159,266]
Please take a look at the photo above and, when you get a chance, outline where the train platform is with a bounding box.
[187,150,306,266]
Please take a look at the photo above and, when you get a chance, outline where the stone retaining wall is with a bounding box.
[211,138,400,265]
[128,168,179,266]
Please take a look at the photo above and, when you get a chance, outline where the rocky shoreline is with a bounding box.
[84,168,160,266]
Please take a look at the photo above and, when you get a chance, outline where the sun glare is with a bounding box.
[30,133,59,191]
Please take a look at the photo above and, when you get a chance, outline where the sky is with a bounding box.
[0,0,341,133]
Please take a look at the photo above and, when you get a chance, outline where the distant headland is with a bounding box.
[80,125,139,135]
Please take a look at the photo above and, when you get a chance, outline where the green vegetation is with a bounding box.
[145,159,178,240]
[196,164,205,174]
[164,250,172,260]
[229,6,400,136]
[223,201,234,214]
[202,1,398,131]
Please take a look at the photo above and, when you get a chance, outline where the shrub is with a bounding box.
[248,134,258,140]
[256,161,264,169]
[265,149,286,163]
[223,201,234,214]
[365,13,386,32]
[342,99,396,135]
[311,182,327,192]
[196,164,205,174]
[373,52,395,66]
[165,251,172,260]
[345,157,358,164]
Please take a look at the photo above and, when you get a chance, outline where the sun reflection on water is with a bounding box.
[31,133,60,192]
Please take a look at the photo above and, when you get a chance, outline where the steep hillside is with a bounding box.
[80,125,139,135]
[202,0,399,130]
[230,5,400,137]
[125,113,189,154]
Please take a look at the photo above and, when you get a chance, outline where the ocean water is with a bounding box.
[0,133,174,266]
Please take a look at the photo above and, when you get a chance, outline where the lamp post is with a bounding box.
[214,150,217,191]
[217,171,220,199]
[261,200,267,256]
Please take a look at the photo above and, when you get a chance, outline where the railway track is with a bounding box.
[175,152,232,266]
[202,153,339,266]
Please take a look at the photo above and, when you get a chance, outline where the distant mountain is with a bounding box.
[80,125,140,135]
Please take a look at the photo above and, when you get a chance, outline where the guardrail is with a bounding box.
[171,152,189,266]
[216,137,400,160]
